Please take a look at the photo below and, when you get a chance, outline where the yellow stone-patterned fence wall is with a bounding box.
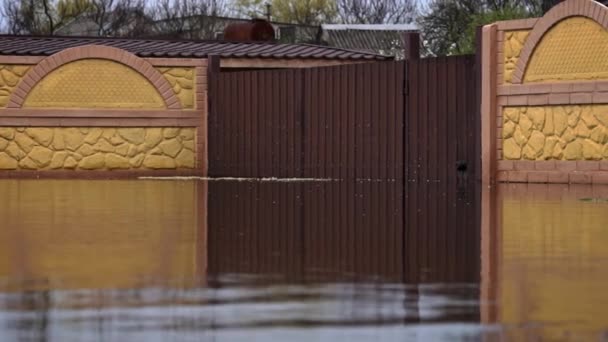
[0,127,196,171]
[0,45,208,177]
[482,0,608,184]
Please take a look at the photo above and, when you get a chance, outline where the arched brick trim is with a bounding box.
[7,45,182,109]
[511,0,608,84]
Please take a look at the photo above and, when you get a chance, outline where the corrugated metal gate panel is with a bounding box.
[207,55,480,284]
[403,55,481,283]
[405,55,479,183]
[209,62,405,180]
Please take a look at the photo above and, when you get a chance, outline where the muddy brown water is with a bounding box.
[0,179,607,341]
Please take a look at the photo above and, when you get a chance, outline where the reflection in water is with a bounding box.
[0,179,606,340]
[0,180,207,292]
[206,180,481,329]
[488,184,608,341]
[207,180,480,285]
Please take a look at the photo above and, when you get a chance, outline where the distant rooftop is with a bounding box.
[320,24,418,59]
[321,24,418,31]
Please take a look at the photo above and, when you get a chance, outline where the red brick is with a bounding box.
[570,93,593,104]
[576,161,600,171]
[128,54,139,68]
[520,45,533,61]
[149,72,162,84]
[528,172,549,183]
[548,93,570,104]
[47,56,58,70]
[592,92,608,103]
[595,5,604,22]
[6,100,20,109]
[508,85,529,95]
[592,172,608,184]
[600,161,608,171]
[156,82,171,94]
[547,172,569,184]
[30,66,44,80]
[571,82,595,92]
[140,63,152,76]
[528,94,549,105]
[529,84,552,94]
[584,0,594,17]
[81,46,94,58]
[37,60,50,75]
[597,81,608,92]
[515,160,536,170]
[599,6,608,25]
[12,87,26,100]
[551,83,571,93]
[509,171,529,183]
[555,161,578,172]
[21,74,35,88]
[535,160,556,171]
[512,67,524,83]
[118,51,130,64]
[167,101,181,110]
[110,48,123,61]
[160,86,174,98]
[507,95,528,105]
[569,172,592,184]
[497,171,509,182]
[133,58,146,70]
[99,48,115,60]
[497,160,514,171]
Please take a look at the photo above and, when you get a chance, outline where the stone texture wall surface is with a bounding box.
[503,105,608,160]
[524,17,608,82]
[0,127,196,170]
[0,65,30,107]
[156,67,195,109]
[24,59,166,109]
[503,30,530,83]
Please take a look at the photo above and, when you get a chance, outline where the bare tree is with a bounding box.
[337,0,417,24]
[89,0,152,37]
[150,0,229,39]
[2,0,89,34]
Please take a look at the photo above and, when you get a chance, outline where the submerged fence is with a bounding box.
[206,41,482,284]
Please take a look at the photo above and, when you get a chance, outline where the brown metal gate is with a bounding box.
[207,53,480,282]
[208,61,405,180]
[405,55,480,183]
[208,57,479,182]
[403,54,481,282]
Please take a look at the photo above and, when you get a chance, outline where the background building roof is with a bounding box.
[320,24,418,59]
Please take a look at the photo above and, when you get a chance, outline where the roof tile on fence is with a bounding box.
[0,35,390,61]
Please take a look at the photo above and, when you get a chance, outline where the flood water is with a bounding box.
[0,179,607,341]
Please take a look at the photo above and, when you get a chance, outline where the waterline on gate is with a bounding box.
[137,177,401,182]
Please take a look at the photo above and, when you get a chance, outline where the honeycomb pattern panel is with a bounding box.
[0,65,31,107]
[524,17,608,82]
[24,59,166,109]
[156,67,195,109]
[502,105,608,160]
[0,127,196,170]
